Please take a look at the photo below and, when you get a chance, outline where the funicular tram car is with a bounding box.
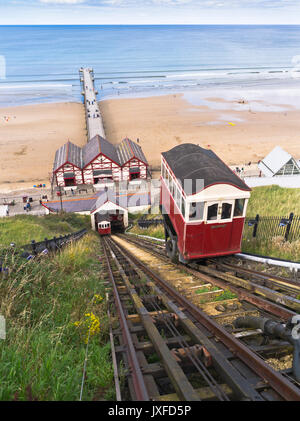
[160,144,251,263]
[98,220,111,236]
[95,210,128,236]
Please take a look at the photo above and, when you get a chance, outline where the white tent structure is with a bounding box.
[258,146,300,177]
[0,205,8,217]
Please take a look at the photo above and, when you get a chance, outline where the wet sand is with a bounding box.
[100,93,300,170]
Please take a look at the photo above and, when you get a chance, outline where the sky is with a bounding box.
[1,0,300,25]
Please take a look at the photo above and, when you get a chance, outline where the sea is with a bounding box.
[1,25,300,107]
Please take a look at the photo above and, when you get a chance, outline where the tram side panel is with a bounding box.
[160,178,186,256]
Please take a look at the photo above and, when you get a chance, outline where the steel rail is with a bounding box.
[114,236,300,401]
[102,238,150,401]
[196,265,300,313]
[215,260,300,291]
[105,237,200,401]
[109,238,265,401]
[108,239,231,401]
[123,234,297,321]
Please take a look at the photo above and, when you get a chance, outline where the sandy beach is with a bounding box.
[1,91,300,194]
[100,92,300,170]
[0,102,86,193]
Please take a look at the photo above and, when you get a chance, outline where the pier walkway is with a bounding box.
[79,67,105,140]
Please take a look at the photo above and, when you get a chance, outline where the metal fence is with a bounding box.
[137,213,300,242]
[21,228,87,258]
[0,229,88,275]
[138,219,163,229]
[244,213,300,242]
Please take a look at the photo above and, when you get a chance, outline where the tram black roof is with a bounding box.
[162,144,251,195]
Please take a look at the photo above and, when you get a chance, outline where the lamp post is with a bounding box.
[59,185,63,213]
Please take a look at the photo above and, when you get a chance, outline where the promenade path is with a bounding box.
[80,68,106,140]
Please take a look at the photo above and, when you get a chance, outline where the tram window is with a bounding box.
[175,187,181,212]
[181,199,186,218]
[170,179,174,196]
[234,199,245,217]
[207,204,218,221]
[165,170,169,186]
[189,202,204,221]
[221,203,232,220]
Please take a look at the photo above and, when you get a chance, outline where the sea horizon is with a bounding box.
[1,24,300,107]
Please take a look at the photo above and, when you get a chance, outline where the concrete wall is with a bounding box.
[244,175,300,188]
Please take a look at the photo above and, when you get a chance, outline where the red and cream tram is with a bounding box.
[160,144,251,263]
[98,220,111,236]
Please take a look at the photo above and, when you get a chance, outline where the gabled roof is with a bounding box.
[83,135,120,167]
[162,144,251,195]
[258,146,300,177]
[117,138,148,165]
[53,136,149,174]
[53,141,83,172]
[90,189,151,213]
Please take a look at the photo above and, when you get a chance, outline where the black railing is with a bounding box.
[21,228,87,258]
[0,229,87,275]
[138,219,163,229]
[244,213,299,242]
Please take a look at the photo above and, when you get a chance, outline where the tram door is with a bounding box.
[204,201,234,254]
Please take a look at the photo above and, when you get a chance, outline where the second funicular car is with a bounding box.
[160,144,251,262]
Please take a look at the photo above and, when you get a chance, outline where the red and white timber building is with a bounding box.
[117,138,148,181]
[82,135,122,184]
[53,135,149,188]
[53,142,84,187]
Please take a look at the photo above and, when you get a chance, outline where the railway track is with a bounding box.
[122,234,300,318]
[103,235,300,401]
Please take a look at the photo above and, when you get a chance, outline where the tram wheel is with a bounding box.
[166,238,178,263]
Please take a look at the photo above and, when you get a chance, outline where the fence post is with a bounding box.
[31,240,36,255]
[253,214,259,238]
[285,212,294,242]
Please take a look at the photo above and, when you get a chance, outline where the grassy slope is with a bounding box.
[247,185,300,217]
[0,232,115,401]
[0,213,90,248]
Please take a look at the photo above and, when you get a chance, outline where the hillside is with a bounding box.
[0,213,90,248]
[0,214,114,401]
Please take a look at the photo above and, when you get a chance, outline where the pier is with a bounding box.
[79,67,106,140]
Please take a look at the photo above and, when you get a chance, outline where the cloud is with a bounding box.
[152,0,192,3]
[39,0,86,4]
[36,0,300,7]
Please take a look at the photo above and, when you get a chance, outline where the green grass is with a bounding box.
[213,290,237,301]
[246,186,300,217]
[130,224,165,240]
[196,286,220,294]
[0,213,90,248]
[0,232,115,401]
[243,185,300,260]
[242,237,300,261]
